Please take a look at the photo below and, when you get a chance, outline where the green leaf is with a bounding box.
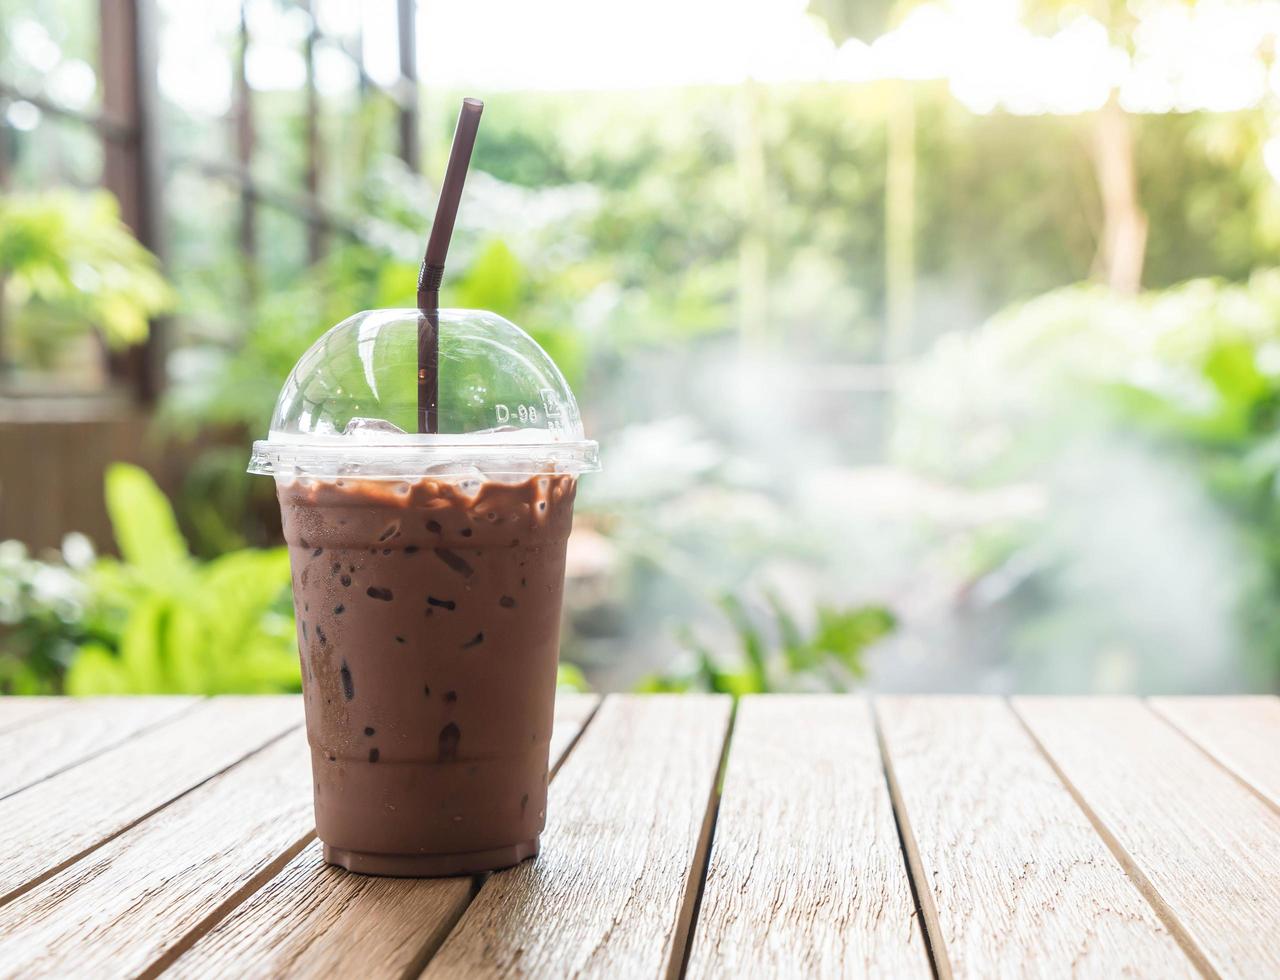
[68,530,296,695]
[190,548,296,693]
[811,605,896,676]
[634,673,692,693]
[766,591,805,651]
[719,594,768,690]
[767,590,810,673]
[65,643,132,695]
[199,549,292,636]
[104,463,190,574]
[452,239,524,317]
[163,604,207,693]
[717,670,766,696]
[118,595,168,692]
[0,190,173,363]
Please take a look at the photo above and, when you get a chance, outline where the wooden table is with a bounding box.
[0,694,1276,978]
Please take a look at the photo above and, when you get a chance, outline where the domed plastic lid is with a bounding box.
[248,308,599,479]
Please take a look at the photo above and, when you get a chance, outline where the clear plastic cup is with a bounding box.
[249,308,598,876]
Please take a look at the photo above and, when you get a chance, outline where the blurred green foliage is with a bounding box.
[0,536,95,693]
[149,89,1280,431]
[895,271,1280,687]
[66,464,299,695]
[639,592,895,693]
[4,55,1280,693]
[445,89,1280,349]
[162,178,594,440]
[143,89,1280,572]
[0,190,173,371]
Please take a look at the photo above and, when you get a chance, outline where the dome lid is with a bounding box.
[248,308,598,479]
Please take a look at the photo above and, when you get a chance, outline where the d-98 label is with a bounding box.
[494,403,539,424]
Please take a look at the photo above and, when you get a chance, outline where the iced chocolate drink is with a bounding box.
[250,307,598,876]
[282,471,577,875]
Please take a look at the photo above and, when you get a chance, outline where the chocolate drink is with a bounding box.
[279,470,577,876]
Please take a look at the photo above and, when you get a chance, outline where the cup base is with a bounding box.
[323,837,540,877]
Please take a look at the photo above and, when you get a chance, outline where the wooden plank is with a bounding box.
[0,697,70,735]
[1149,696,1280,812]
[548,691,599,774]
[0,695,198,798]
[168,839,470,980]
[0,728,313,978]
[1014,697,1280,979]
[686,696,931,979]
[166,694,600,980]
[878,697,1195,980]
[0,695,301,903]
[424,694,732,979]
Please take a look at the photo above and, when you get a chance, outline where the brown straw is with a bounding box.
[417,97,484,433]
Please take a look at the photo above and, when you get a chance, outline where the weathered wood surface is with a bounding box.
[0,696,70,734]
[547,692,600,774]
[1014,697,1280,979]
[423,695,732,979]
[0,693,1276,979]
[686,696,930,979]
[0,729,313,978]
[877,697,1194,980]
[166,694,599,980]
[0,695,300,902]
[169,840,471,980]
[0,695,197,799]
[1149,695,1280,812]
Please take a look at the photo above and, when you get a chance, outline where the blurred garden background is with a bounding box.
[3,0,1280,696]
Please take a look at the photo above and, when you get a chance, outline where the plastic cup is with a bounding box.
[249,308,598,876]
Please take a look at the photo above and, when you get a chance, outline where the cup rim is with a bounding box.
[248,437,600,479]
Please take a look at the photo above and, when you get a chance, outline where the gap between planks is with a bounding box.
[394,875,486,980]
[0,729,317,977]
[549,694,602,783]
[877,697,1201,980]
[0,703,304,910]
[667,697,737,980]
[422,695,732,979]
[686,696,930,979]
[1008,701,1219,979]
[1147,696,1280,816]
[872,700,947,980]
[139,829,317,980]
[0,696,205,803]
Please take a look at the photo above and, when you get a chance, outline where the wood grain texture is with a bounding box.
[878,697,1194,980]
[168,839,471,980]
[1014,697,1280,979]
[166,694,600,980]
[0,728,313,978]
[685,696,930,980]
[0,697,70,734]
[0,695,301,903]
[1149,696,1280,812]
[0,695,198,798]
[423,694,732,980]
